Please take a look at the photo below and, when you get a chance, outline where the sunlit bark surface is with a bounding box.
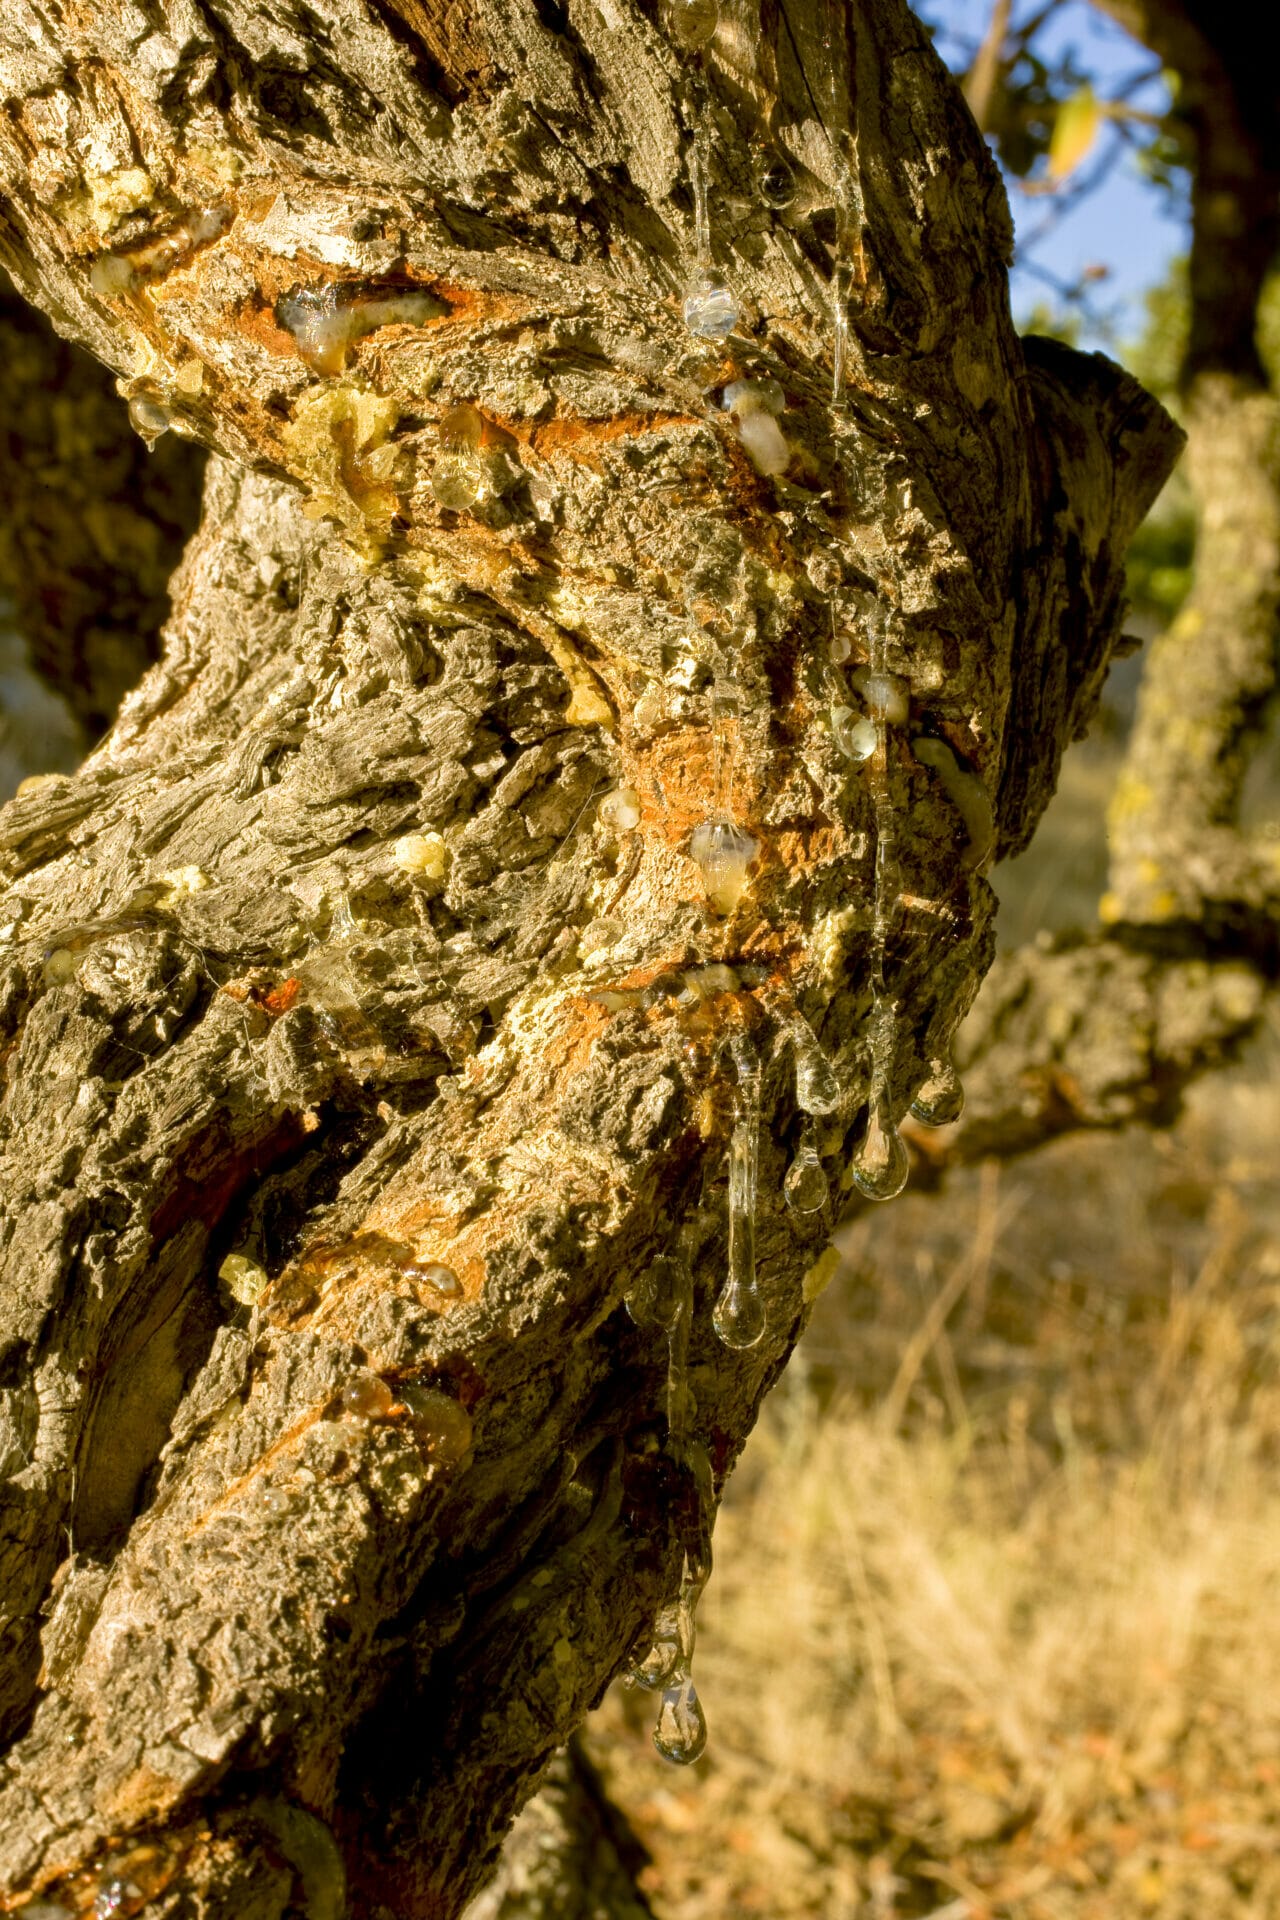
[0,2,1177,1914]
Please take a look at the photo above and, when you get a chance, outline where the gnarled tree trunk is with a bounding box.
[0,2,1177,1915]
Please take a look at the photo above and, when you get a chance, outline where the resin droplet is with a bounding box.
[666,0,718,49]
[783,1138,829,1214]
[682,268,739,341]
[722,379,788,471]
[755,150,797,209]
[127,395,172,447]
[599,785,641,831]
[733,406,790,477]
[431,455,483,510]
[791,1021,841,1115]
[41,948,78,987]
[831,705,876,763]
[911,1056,965,1127]
[626,1254,683,1331]
[690,819,758,915]
[653,1675,708,1764]
[439,402,484,453]
[404,1259,463,1297]
[393,831,450,880]
[277,283,443,376]
[712,1274,765,1349]
[912,736,995,869]
[722,378,784,416]
[93,1883,143,1920]
[398,1386,473,1465]
[858,669,910,726]
[714,1031,765,1349]
[851,1101,909,1202]
[219,1252,268,1305]
[628,1596,692,1690]
[341,1371,396,1421]
[431,403,485,509]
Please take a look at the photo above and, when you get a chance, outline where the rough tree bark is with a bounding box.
[1098,0,1280,941]
[0,2,1178,1915]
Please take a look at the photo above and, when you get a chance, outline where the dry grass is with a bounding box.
[588,1017,1280,1917]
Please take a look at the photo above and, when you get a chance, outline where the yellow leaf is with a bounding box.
[1048,84,1102,181]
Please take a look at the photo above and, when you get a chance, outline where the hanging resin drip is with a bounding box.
[783,1123,829,1215]
[630,1554,708,1764]
[647,1440,716,1762]
[781,1014,838,1215]
[654,1666,709,1765]
[682,120,739,341]
[831,255,852,407]
[790,1012,842,1115]
[851,1003,909,1201]
[664,1242,695,1454]
[911,1051,965,1127]
[822,0,867,407]
[629,1584,693,1691]
[849,608,912,1204]
[691,671,758,914]
[713,1029,765,1349]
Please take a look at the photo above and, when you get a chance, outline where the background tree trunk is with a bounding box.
[0,1,1178,1914]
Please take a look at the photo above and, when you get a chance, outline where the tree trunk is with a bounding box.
[1097,0,1280,945]
[0,2,1178,1915]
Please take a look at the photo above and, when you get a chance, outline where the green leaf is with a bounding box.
[1047,83,1102,181]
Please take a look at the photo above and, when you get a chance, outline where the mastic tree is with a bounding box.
[0,1,1180,1915]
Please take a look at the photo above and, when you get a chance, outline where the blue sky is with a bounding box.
[917,0,1190,348]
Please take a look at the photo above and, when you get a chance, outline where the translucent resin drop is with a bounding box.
[911,1056,965,1126]
[653,1675,708,1764]
[791,1021,842,1115]
[690,819,758,915]
[783,1137,829,1214]
[712,1274,766,1349]
[859,669,910,726]
[341,1372,395,1421]
[397,1386,473,1465]
[127,395,172,447]
[734,406,790,477]
[218,1252,268,1304]
[628,1594,692,1691]
[599,785,641,831]
[682,268,739,341]
[625,1254,684,1332]
[714,1032,766,1349]
[431,402,485,509]
[755,150,797,209]
[402,1257,463,1297]
[431,455,483,510]
[439,401,484,453]
[666,0,718,49]
[851,1101,909,1202]
[831,705,876,762]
